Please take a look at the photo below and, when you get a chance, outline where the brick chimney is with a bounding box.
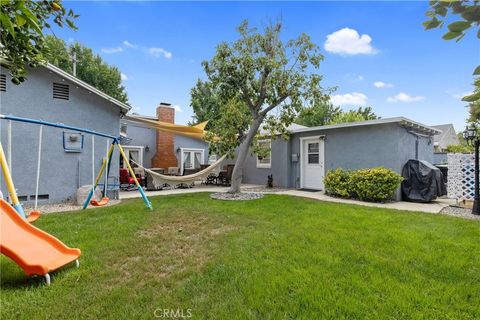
[151,103,178,168]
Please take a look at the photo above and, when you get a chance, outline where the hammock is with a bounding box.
[132,155,227,188]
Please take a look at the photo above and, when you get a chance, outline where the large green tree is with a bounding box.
[423,0,480,120]
[199,20,329,193]
[189,79,222,128]
[0,0,77,84]
[327,107,379,125]
[45,35,129,103]
[296,104,379,127]
[295,100,340,127]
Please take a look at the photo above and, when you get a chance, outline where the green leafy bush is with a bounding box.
[324,167,403,202]
[445,144,473,154]
[324,168,351,198]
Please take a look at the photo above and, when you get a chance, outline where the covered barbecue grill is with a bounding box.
[401,159,447,203]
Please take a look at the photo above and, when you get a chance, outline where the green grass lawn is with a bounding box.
[1,193,479,319]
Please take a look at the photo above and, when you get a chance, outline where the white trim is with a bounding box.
[256,139,272,169]
[121,146,144,169]
[291,117,441,135]
[180,148,205,175]
[299,135,325,190]
[44,63,131,113]
[0,58,131,113]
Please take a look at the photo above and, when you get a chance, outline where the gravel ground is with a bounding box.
[210,192,264,201]
[23,199,121,214]
[439,206,480,220]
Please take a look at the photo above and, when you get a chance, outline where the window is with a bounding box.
[181,149,204,174]
[0,74,6,92]
[120,146,144,169]
[307,142,319,164]
[120,124,128,135]
[256,139,271,168]
[53,82,69,100]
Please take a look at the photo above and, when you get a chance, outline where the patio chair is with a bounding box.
[119,168,143,191]
[167,167,180,176]
[217,164,234,186]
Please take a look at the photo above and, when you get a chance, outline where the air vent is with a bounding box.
[53,82,69,100]
[0,74,6,92]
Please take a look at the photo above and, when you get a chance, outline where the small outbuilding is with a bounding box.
[241,117,441,200]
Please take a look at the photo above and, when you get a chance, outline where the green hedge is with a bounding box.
[324,167,403,202]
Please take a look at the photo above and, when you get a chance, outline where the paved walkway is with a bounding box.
[120,185,456,213]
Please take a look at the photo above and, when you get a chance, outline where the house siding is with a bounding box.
[241,122,435,200]
[0,67,123,203]
[242,138,290,187]
[121,120,157,167]
[121,120,209,170]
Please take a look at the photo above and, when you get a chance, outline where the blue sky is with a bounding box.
[51,1,479,131]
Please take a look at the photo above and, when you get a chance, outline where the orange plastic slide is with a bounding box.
[0,199,81,282]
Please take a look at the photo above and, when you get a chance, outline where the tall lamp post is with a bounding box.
[463,124,480,215]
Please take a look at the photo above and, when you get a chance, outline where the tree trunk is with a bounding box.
[228,116,264,193]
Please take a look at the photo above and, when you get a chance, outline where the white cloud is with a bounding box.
[123,40,137,48]
[357,75,364,81]
[387,92,424,103]
[324,28,377,55]
[373,81,393,88]
[173,105,183,113]
[121,73,128,81]
[101,47,124,54]
[148,47,172,59]
[330,92,368,106]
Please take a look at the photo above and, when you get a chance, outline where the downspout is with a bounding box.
[405,128,432,160]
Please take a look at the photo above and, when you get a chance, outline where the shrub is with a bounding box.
[324,168,351,198]
[445,144,473,154]
[349,168,403,202]
[324,167,403,202]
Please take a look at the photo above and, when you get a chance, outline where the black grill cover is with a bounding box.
[401,160,447,203]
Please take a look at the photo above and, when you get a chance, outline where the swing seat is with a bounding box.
[90,197,109,206]
[26,210,41,223]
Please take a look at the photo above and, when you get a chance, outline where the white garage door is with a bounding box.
[301,137,325,190]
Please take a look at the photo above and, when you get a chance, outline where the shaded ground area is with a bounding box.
[1,193,479,319]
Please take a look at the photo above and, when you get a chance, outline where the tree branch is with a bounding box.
[254,67,270,109]
[259,92,289,117]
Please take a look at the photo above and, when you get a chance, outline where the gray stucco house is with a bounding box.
[0,63,130,203]
[241,117,440,200]
[120,104,209,175]
[431,123,460,165]
[431,124,460,152]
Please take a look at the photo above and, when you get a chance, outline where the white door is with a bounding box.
[301,138,324,190]
[121,146,143,169]
[181,149,204,174]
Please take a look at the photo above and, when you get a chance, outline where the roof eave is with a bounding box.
[45,63,131,113]
[291,117,442,135]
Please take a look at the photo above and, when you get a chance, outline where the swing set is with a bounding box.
[0,113,152,219]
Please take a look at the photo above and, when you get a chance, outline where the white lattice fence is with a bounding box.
[447,153,475,201]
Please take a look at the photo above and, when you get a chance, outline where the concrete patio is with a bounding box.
[120,184,456,214]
